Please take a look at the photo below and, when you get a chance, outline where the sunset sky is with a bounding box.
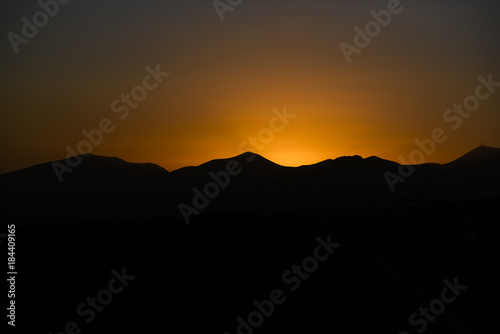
[1,0,499,174]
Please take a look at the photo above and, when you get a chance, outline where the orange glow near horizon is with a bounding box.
[1,1,499,174]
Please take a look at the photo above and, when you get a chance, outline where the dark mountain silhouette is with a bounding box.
[8,148,499,334]
[0,154,171,220]
[446,145,500,168]
[1,153,168,186]
[1,147,500,219]
[396,146,500,201]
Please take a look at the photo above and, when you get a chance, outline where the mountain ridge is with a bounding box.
[2,146,499,177]
[1,146,499,218]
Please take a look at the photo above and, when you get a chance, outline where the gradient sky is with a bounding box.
[1,0,499,173]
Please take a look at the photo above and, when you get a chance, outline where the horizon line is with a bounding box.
[2,145,497,176]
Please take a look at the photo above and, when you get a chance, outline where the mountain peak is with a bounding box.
[334,154,363,161]
[469,145,500,155]
[235,152,282,165]
[447,146,500,167]
[198,152,284,170]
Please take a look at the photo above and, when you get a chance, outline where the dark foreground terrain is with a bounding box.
[9,199,499,333]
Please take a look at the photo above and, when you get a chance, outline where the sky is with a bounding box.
[1,0,499,173]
